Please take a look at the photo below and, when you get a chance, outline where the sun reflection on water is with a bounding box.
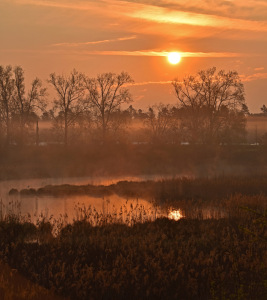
[168,209,184,221]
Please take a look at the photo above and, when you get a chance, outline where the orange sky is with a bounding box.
[1,0,267,112]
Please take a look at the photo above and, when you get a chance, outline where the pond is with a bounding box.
[0,175,184,225]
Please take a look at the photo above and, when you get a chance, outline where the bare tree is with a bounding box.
[107,108,132,142]
[84,72,133,143]
[48,69,85,146]
[172,67,246,144]
[0,65,15,146]
[260,104,267,115]
[12,66,47,145]
[145,104,177,144]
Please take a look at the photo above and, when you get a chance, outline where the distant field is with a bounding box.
[246,115,267,143]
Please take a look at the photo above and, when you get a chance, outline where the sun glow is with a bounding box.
[168,209,184,221]
[167,52,181,64]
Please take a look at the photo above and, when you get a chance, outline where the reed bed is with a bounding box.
[1,176,267,299]
[0,193,266,299]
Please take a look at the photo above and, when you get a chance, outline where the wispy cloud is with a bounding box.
[122,0,267,25]
[12,0,267,33]
[78,50,246,58]
[147,0,267,17]
[0,47,247,59]
[124,3,267,32]
[13,0,94,11]
[50,35,137,47]
[130,80,172,86]
[241,72,267,82]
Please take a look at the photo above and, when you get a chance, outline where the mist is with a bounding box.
[0,65,266,300]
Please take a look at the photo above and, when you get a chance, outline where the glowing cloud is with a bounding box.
[78,50,245,58]
[126,4,267,32]
[11,0,267,33]
[241,72,267,82]
[129,81,172,86]
[51,35,137,47]
[12,0,94,10]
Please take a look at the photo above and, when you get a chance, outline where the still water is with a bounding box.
[0,175,183,224]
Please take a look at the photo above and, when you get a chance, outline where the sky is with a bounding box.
[0,0,267,112]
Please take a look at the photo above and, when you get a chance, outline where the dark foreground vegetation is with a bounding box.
[1,176,267,300]
[0,260,64,300]
[0,207,266,300]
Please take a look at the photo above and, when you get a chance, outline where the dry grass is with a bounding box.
[1,176,266,299]
[0,260,66,300]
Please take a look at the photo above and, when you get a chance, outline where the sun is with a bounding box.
[167,52,181,64]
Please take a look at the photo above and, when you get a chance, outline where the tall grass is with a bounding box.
[0,259,65,300]
[0,202,266,300]
[1,177,266,299]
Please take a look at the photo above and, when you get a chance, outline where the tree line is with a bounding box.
[0,65,248,147]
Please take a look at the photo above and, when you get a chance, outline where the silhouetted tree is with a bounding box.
[48,69,85,146]
[41,111,53,121]
[219,108,247,144]
[135,108,147,120]
[0,65,14,146]
[12,66,47,145]
[172,67,246,144]
[242,103,250,115]
[108,108,132,142]
[127,105,136,119]
[145,104,177,144]
[260,104,267,115]
[84,72,133,143]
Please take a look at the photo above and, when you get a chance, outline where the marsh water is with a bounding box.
[0,175,185,224]
[0,175,226,224]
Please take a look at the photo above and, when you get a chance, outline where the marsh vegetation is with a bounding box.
[0,177,266,299]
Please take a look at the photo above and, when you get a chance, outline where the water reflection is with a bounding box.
[1,193,227,224]
[0,175,169,224]
[1,193,176,225]
[168,209,183,221]
[0,176,226,224]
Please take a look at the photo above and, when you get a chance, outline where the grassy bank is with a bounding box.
[2,143,267,180]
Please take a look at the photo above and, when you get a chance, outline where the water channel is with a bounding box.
[0,175,184,224]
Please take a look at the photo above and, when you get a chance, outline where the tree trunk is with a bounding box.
[6,115,10,147]
[64,112,68,147]
[4,102,10,147]
[36,120,39,146]
[102,113,106,145]
[19,115,25,146]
